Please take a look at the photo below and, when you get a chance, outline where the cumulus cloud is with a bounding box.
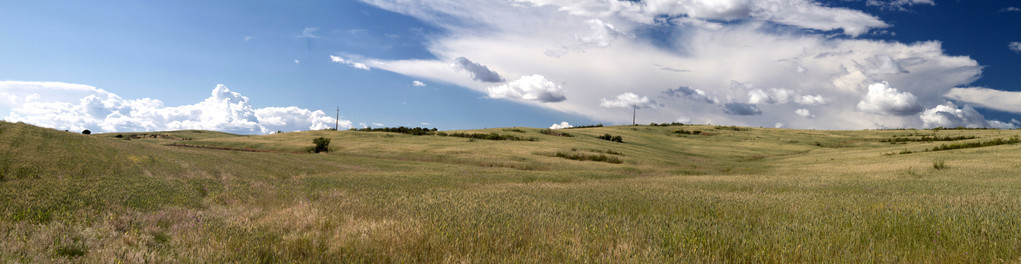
[412,80,426,87]
[723,103,762,116]
[487,74,566,103]
[549,121,573,129]
[664,86,717,104]
[452,57,505,82]
[856,82,922,116]
[919,102,1015,129]
[795,108,814,118]
[517,0,887,36]
[747,88,826,106]
[1010,42,1021,53]
[600,92,658,109]
[0,81,350,134]
[330,55,370,70]
[944,87,1021,113]
[353,0,993,129]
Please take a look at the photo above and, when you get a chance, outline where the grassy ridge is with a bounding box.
[2,121,1021,262]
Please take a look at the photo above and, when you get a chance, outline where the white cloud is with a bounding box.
[1003,7,1021,12]
[452,57,505,82]
[299,27,319,38]
[945,87,1021,113]
[487,74,566,103]
[516,0,887,36]
[600,92,658,109]
[353,0,990,129]
[372,122,385,127]
[866,0,934,11]
[795,108,814,118]
[919,102,1015,129]
[1010,42,1021,53]
[330,55,370,70]
[0,81,350,134]
[412,80,426,87]
[774,122,784,128]
[294,59,301,64]
[856,82,922,116]
[549,121,573,129]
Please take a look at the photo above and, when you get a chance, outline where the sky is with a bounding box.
[2,0,1021,134]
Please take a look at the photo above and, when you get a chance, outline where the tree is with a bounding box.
[312,137,331,153]
[81,129,91,135]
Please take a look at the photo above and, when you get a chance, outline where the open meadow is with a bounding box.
[2,120,1021,262]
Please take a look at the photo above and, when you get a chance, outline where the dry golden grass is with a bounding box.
[2,121,1021,262]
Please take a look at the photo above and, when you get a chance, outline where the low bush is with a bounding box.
[554,152,622,164]
[674,129,702,135]
[880,135,976,143]
[447,132,536,141]
[566,124,603,129]
[353,126,438,136]
[539,129,573,137]
[312,137,331,153]
[714,125,747,131]
[929,136,1021,152]
[933,160,946,170]
[597,134,623,143]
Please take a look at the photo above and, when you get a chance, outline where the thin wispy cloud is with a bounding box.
[299,27,319,38]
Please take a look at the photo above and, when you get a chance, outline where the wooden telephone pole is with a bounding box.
[632,104,636,126]
[335,107,340,131]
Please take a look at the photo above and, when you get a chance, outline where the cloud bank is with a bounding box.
[0,81,350,134]
[349,0,1012,129]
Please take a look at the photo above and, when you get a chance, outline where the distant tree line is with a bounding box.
[445,132,537,141]
[565,124,603,129]
[352,126,439,136]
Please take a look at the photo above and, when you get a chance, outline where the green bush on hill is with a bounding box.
[312,137,330,153]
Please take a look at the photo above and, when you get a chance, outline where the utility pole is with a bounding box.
[335,107,340,131]
[632,104,636,126]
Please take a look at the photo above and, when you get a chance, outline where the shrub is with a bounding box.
[539,129,573,137]
[81,129,91,135]
[929,136,1021,152]
[933,160,946,170]
[567,124,603,129]
[312,137,331,153]
[596,134,624,143]
[447,132,536,141]
[674,129,702,135]
[554,152,623,164]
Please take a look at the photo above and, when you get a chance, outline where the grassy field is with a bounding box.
[2,120,1021,263]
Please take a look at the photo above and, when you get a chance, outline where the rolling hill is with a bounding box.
[2,120,1020,262]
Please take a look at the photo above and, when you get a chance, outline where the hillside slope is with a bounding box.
[3,121,1021,262]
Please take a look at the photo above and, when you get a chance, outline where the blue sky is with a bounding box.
[2,0,1020,133]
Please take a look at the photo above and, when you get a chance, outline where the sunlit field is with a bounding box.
[2,120,1020,262]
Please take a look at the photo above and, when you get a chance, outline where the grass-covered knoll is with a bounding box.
[3,121,1021,262]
